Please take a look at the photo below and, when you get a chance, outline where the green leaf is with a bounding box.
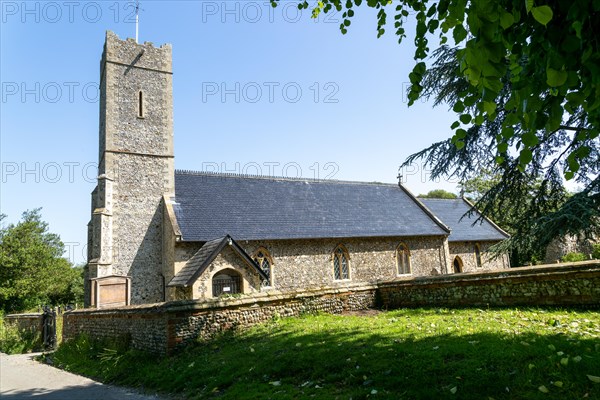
[451,121,461,129]
[519,148,533,165]
[460,114,472,124]
[565,171,575,180]
[483,101,496,115]
[567,155,580,174]
[522,132,539,146]
[525,0,534,13]
[572,21,582,39]
[500,12,514,29]
[453,101,465,113]
[546,68,568,87]
[531,6,553,26]
[453,24,468,43]
[482,77,503,93]
[501,126,514,139]
[538,385,549,393]
[427,4,436,17]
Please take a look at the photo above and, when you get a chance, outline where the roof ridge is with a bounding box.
[175,169,399,187]
[419,198,462,201]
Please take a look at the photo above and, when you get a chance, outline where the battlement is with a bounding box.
[102,30,172,73]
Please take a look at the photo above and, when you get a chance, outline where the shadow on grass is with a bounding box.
[0,385,161,400]
[54,310,600,400]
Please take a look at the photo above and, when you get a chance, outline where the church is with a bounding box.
[85,32,509,308]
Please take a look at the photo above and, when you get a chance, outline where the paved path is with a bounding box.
[0,352,166,399]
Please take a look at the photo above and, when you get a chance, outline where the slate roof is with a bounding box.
[167,235,268,287]
[419,198,509,242]
[173,171,450,242]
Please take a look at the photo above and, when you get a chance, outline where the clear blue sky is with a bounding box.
[1,0,460,265]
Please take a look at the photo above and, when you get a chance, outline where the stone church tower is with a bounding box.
[87,31,174,305]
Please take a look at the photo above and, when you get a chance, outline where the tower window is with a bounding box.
[137,90,144,118]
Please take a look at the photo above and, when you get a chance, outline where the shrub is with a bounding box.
[0,317,41,354]
[561,252,588,262]
[592,243,600,260]
[51,333,138,380]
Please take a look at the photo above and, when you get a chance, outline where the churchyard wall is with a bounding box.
[64,261,600,355]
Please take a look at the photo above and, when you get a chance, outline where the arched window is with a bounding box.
[332,245,350,280]
[396,243,411,275]
[474,243,483,268]
[137,90,144,118]
[252,247,273,286]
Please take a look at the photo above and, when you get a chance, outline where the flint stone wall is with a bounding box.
[379,261,600,308]
[64,262,600,355]
[63,284,378,355]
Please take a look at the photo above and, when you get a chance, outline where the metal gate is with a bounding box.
[42,306,57,349]
[212,274,241,297]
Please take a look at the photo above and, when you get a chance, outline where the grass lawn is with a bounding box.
[51,308,600,399]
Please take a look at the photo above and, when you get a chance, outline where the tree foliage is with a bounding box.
[274,0,599,262]
[275,0,599,179]
[0,209,83,313]
[418,189,458,199]
[457,169,569,265]
[405,45,598,263]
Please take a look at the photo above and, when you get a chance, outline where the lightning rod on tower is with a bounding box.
[135,0,140,43]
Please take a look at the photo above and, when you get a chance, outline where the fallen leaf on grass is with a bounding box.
[270,381,281,386]
[587,375,600,383]
[538,385,549,393]
[553,381,563,388]
[450,386,457,394]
